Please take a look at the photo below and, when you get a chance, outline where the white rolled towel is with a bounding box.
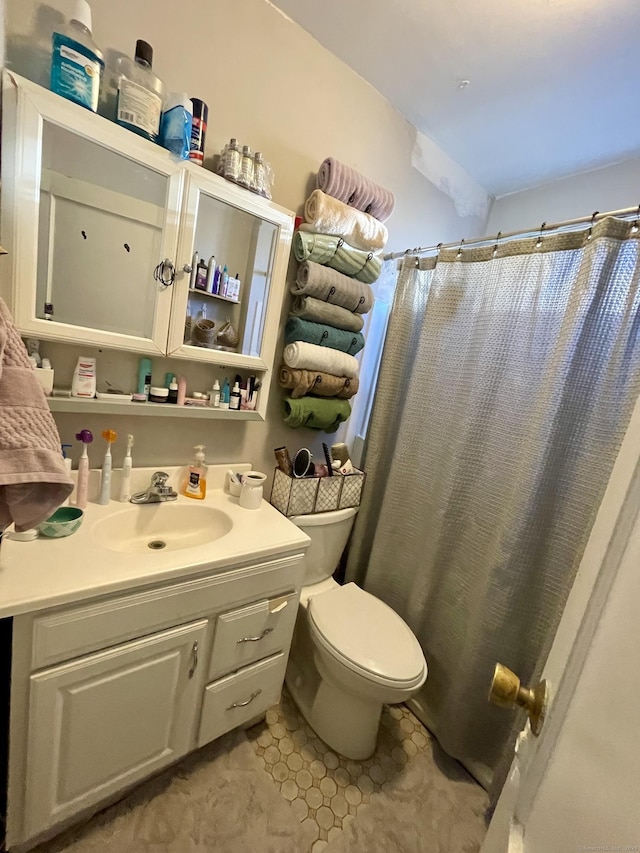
[283,341,359,379]
[300,189,388,252]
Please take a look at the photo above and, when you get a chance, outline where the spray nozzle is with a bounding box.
[61,444,72,459]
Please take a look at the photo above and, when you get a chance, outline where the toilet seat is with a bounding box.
[308,583,426,690]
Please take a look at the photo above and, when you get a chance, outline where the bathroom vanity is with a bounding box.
[0,467,309,850]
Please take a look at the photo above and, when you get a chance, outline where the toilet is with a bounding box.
[286,506,427,760]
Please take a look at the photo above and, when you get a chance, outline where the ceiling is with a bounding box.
[271,0,640,197]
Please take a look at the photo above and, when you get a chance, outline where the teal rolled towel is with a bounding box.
[283,397,351,432]
[285,317,365,355]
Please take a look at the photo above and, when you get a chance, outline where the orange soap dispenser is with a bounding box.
[181,444,208,500]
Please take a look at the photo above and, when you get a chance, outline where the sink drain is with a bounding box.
[148,540,167,550]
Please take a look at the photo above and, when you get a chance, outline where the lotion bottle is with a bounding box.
[181,445,207,500]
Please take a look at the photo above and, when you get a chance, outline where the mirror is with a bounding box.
[36,120,168,338]
[182,192,277,358]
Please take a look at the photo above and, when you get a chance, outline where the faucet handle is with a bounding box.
[151,471,169,487]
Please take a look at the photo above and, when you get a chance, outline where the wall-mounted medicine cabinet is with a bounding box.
[0,71,294,421]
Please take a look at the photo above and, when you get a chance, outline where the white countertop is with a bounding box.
[0,467,309,619]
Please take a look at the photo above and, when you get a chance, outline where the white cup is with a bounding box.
[239,471,267,510]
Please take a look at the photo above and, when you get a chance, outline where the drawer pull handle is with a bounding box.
[226,689,262,710]
[237,627,273,644]
[188,641,199,679]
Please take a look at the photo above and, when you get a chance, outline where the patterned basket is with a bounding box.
[270,466,366,517]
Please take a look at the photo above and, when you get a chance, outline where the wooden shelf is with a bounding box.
[47,397,262,420]
[188,288,241,306]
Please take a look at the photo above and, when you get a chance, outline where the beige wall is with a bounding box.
[486,157,640,235]
[4,0,486,475]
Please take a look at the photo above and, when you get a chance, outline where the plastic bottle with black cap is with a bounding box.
[115,39,165,142]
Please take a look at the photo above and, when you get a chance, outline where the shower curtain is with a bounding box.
[346,217,640,788]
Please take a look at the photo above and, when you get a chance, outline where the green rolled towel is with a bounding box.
[293,231,382,284]
[291,295,364,333]
[283,397,351,432]
[285,317,365,355]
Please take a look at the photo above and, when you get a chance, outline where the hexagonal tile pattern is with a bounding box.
[246,686,432,848]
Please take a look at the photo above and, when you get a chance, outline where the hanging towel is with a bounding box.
[293,261,374,315]
[279,365,359,400]
[285,317,365,355]
[317,157,395,222]
[283,341,360,379]
[291,295,364,333]
[300,189,388,252]
[0,299,73,531]
[283,396,351,432]
[293,231,382,284]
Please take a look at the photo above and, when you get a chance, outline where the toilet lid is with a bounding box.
[308,583,426,686]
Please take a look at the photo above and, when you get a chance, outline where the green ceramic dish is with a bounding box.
[38,506,84,538]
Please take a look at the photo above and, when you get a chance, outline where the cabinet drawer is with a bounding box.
[209,592,298,680]
[198,653,286,747]
[30,553,304,670]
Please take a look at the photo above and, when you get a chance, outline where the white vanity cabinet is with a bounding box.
[0,72,293,418]
[8,551,304,849]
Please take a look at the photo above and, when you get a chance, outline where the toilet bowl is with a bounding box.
[286,507,427,760]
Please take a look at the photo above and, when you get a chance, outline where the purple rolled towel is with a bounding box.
[317,157,395,222]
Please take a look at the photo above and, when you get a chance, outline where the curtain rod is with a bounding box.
[384,204,640,261]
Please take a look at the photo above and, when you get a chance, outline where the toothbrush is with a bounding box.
[75,430,93,509]
[119,434,134,502]
[61,444,73,505]
[98,430,117,505]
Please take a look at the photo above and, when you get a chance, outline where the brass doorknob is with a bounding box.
[488,663,548,736]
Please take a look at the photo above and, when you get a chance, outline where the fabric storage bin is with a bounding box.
[270,467,366,517]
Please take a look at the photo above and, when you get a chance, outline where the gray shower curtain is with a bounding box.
[346,217,640,788]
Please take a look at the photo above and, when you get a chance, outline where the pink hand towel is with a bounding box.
[0,299,73,531]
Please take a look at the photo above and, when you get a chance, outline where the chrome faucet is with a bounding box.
[130,471,178,504]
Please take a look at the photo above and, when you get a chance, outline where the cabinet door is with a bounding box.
[167,168,293,371]
[1,71,183,355]
[23,620,208,840]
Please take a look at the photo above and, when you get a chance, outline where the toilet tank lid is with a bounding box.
[290,506,359,527]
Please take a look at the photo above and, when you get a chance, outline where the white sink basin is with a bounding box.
[92,502,233,554]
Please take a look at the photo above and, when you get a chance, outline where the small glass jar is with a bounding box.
[149,386,169,403]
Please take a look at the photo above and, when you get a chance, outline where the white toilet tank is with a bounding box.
[290,506,359,586]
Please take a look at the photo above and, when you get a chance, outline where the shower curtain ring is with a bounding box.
[535,222,546,249]
[587,211,599,241]
[492,232,502,258]
[631,205,640,234]
[456,238,465,259]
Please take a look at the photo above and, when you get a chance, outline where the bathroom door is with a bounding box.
[481,394,640,853]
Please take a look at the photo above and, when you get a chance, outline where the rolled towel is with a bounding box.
[291,295,364,333]
[279,365,359,400]
[293,231,382,284]
[293,261,373,314]
[283,396,351,432]
[300,189,388,252]
[284,341,359,379]
[317,157,395,222]
[285,317,365,355]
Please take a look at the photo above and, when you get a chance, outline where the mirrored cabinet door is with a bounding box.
[168,171,293,370]
[1,72,183,354]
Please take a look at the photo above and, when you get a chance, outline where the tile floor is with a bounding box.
[247,687,432,849]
